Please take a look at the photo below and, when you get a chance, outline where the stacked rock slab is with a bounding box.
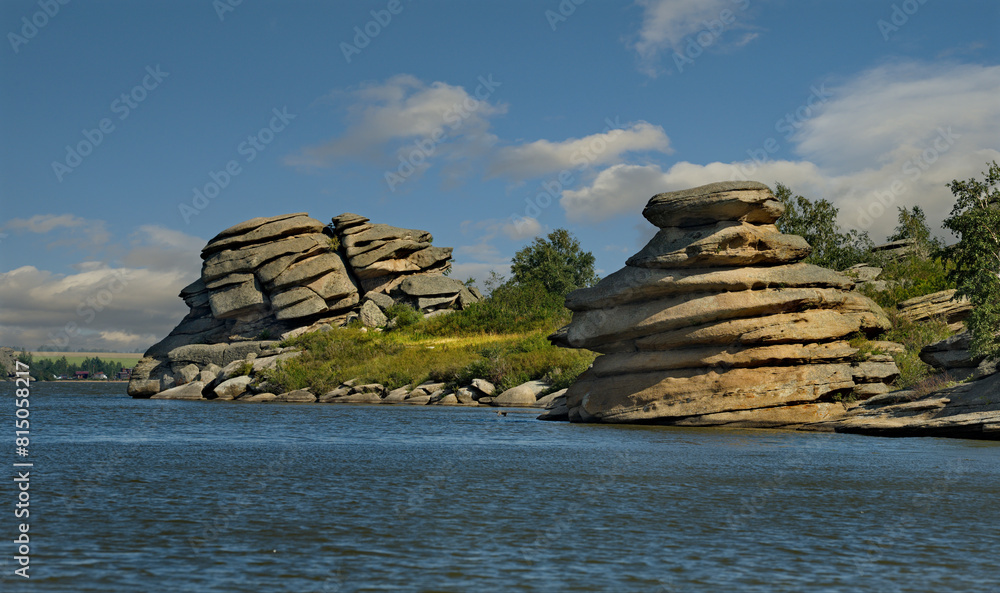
[551,181,898,428]
[129,213,360,397]
[331,213,452,295]
[129,211,478,399]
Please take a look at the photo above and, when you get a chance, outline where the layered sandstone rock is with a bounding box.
[897,289,972,332]
[546,181,899,428]
[129,211,478,399]
[832,372,1000,439]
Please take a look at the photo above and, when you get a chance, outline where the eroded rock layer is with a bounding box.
[546,181,900,428]
[128,212,478,398]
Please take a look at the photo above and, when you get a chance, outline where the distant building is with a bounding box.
[117,369,132,380]
[93,372,108,380]
[75,371,90,379]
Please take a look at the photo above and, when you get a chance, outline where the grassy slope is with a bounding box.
[259,285,597,395]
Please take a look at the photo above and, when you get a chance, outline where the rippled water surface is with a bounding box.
[2,382,999,592]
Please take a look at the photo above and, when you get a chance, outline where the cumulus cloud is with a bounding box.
[0,224,205,351]
[0,265,192,352]
[631,0,757,76]
[487,122,671,181]
[285,74,506,170]
[562,61,1000,240]
[502,216,542,240]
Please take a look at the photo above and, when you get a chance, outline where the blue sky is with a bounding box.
[1,0,998,351]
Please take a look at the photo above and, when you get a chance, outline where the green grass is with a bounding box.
[259,322,595,395]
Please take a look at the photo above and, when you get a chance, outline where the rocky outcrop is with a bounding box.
[831,371,1000,439]
[0,347,18,379]
[897,289,972,332]
[548,181,899,428]
[919,331,997,382]
[330,213,453,294]
[128,212,480,399]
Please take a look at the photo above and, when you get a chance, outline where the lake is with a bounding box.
[2,382,998,592]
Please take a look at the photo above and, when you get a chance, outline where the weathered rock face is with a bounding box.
[897,289,972,332]
[549,181,899,428]
[128,211,479,398]
[832,371,1000,439]
[919,330,997,382]
[330,213,452,294]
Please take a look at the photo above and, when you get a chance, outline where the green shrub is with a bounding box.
[860,254,954,310]
[261,325,595,394]
[420,280,569,337]
[385,303,422,329]
[232,361,254,377]
[882,312,954,389]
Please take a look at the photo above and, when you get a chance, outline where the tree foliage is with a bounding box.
[510,229,599,296]
[887,205,944,256]
[17,353,126,380]
[773,183,872,270]
[864,206,954,310]
[943,161,1000,359]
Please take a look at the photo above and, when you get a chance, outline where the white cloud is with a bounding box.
[502,216,542,240]
[6,213,86,233]
[487,122,671,181]
[561,61,1000,241]
[0,265,193,352]
[285,74,506,170]
[0,223,205,351]
[631,0,756,77]
[4,213,110,248]
[121,225,204,274]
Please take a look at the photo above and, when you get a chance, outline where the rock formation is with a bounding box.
[546,181,900,428]
[919,331,997,382]
[128,212,479,399]
[897,289,972,332]
[832,371,1000,438]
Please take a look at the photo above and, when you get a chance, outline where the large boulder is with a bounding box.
[150,381,207,400]
[552,181,900,428]
[493,381,550,407]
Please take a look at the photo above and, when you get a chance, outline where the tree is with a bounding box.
[773,183,872,270]
[887,205,944,258]
[510,229,598,297]
[866,206,954,309]
[943,161,1000,359]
